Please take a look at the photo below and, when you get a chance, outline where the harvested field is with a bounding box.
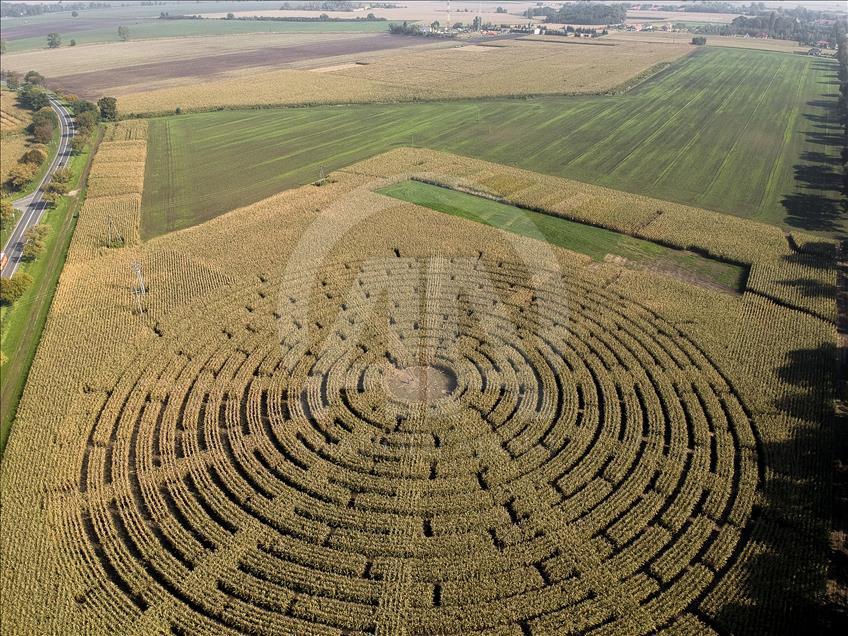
[626,10,742,24]
[119,38,689,111]
[2,33,438,99]
[202,1,544,25]
[0,135,29,191]
[0,92,27,129]
[449,44,499,52]
[1,141,838,635]
[0,33,351,77]
[606,30,811,54]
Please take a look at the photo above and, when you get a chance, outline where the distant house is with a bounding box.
[815,39,830,48]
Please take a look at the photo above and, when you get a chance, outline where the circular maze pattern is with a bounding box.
[74,257,759,635]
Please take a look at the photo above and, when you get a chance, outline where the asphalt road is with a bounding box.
[1,97,74,279]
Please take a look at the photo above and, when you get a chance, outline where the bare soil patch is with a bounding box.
[451,44,498,53]
[384,364,458,403]
[309,62,363,73]
[47,33,426,98]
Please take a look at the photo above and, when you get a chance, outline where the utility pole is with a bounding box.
[131,261,146,315]
[106,216,122,247]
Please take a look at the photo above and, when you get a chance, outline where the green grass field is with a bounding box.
[141,47,844,240]
[3,20,391,52]
[1,1,392,51]
[378,179,747,290]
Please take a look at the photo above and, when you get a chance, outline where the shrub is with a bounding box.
[24,70,44,85]
[0,272,33,305]
[98,97,118,121]
[6,163,37,190]
[33,122,54,144]
[20,147,48,165]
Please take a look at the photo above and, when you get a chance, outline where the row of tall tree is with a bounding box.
[2,71,55,195]
[838,36,848,196]
[692,9,845,46]
[525,2,627,25]
[1,2,110,18]
[0,83,107,307]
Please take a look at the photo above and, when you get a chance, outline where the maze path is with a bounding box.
[69,257,758,635]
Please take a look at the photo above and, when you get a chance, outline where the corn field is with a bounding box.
[116,39,688,116]
[0,143,837,635]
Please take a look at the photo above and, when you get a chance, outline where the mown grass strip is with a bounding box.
[377,179,748,292]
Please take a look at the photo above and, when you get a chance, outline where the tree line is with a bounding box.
[1,2,110,18]
[0,75,115,306]
[525,2,628,26]
[838,34,848,197]
[218,13,384,23]
[0,71,114,214]
[388,21,455,38]
[280,1,356,11]
[692,8,846,46]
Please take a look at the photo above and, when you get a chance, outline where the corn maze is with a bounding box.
[1,142,838,635]
[68,255,760,635]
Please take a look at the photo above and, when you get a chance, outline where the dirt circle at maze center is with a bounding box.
[384,364,459,403]
[72,256,758,634]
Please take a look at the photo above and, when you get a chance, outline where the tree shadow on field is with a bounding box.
[777,277,837,302]
[784,241,839,263]
[802,151,842,167]
[782,85,845,237]
[810,61,838,72]
[782,193,844,235]
[711,342,844,634]
[803,112,839,129]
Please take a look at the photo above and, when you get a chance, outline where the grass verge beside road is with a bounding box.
[0,129,99,455]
